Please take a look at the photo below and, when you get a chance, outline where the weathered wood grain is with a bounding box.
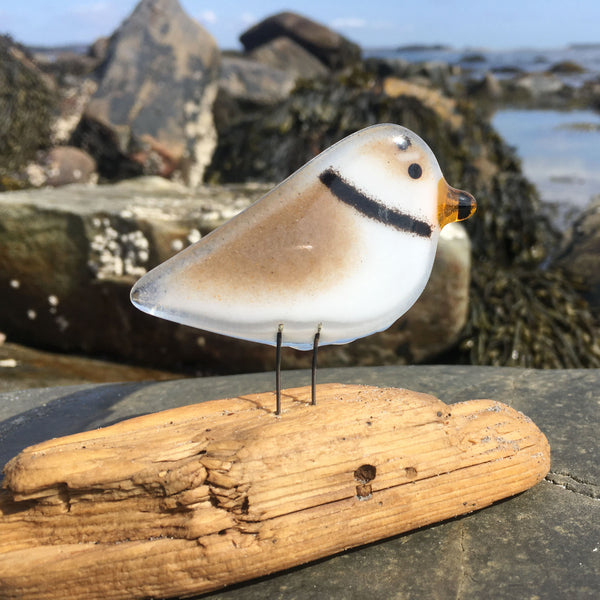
[0,384,550,599]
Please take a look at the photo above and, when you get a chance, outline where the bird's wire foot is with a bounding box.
[311,324,322,406]
[275,324,321,414]
[275,324,283,415]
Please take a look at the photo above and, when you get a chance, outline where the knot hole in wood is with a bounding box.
[354,464,376,500]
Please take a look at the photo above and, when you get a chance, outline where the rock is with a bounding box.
[0,366,597,599]
[207,75,467,185]
[493,73,579,110]
[409,224,472,359]
[249,36,329,79]
[581,77,600,111]
[556,197,600,310]
[52,77,98,144]
[466,72,503,101]
[486,68,597,111]
[0,177,267,372]
[73,0,220,185]
[214,57,296,142]
[0,36,55,188]
[491,65,524,75]
[548,60,586,74]
[219,56,295,105]
[515,72,565,96]
[460,53,486,63]
[363,56,410,79]
[411,61,460,91]
[88,36,110,62]
[0,177,471,373]
[364,59,459,94]
[240,11,361,70]
[33,146,98,187]
[0,342,181,393]
[382,77,463,128]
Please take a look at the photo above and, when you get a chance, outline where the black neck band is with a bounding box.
[319,168,432,239]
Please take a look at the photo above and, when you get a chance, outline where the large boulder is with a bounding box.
[219,56,295,105]
[72,0,220,185]
[240,12,361,70]
[206,75,472,186]
[249,36,329,80]
[0,178,471,373]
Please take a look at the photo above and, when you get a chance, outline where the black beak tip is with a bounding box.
[457,192,476,221]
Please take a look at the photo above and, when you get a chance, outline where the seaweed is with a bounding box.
[0,36,56,187]
[461,264,600,368]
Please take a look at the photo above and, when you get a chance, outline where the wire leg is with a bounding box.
[275,324,283,415]
[311,325,321,406]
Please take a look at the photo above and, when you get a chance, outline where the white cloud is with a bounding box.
[330,17,367,29]
[371,20,399,31]
[240,12,257,27]
[71,1,113,16]
[198,9,217,25]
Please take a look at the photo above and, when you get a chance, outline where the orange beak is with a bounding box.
[437,178,477,228]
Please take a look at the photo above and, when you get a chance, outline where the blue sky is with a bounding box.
[2,0,599,50]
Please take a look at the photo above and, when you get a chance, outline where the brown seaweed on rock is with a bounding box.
[0,35,56,189]
[207,74,466,184]
[208,69,600,369]
[463,264,600,368]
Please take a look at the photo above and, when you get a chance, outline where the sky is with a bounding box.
[1,0,599,51]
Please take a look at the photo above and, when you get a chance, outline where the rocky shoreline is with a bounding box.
[1,0,599,383]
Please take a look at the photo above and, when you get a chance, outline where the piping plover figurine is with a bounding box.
[131,124,476,412]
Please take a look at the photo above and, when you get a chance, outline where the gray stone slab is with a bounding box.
[1,366,598,599]
[0,342,180,394]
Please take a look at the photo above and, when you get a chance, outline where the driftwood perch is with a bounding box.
[0,383,550,600]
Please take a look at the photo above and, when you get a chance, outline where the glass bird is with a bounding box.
[131,124,476,412]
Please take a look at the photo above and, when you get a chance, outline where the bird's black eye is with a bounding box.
[408,163,422,179]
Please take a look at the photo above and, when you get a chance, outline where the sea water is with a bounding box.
[492,109,600,229]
